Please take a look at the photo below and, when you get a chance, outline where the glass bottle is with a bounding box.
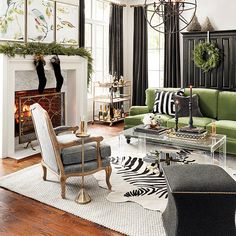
[103,105,108,121]
[110,104,114,120]
[98,105,103,121]
[121,104,125,118]
[107,105,110,121]
[211,120,216,136]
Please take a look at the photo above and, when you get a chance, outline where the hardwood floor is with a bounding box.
[0,122,125,236]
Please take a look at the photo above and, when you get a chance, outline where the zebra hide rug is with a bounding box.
[93,156,168,212]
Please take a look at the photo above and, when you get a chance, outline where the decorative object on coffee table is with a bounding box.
[144,149,195,177]
[175,100,179,131]
[134,125,168,135]
[211,120,216,136]
[176,85,206,135]
[189,85,194,128]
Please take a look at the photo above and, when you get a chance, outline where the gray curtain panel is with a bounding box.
[132,6,148,106]
[79,0,85,48]
[164,4,181,88]
[109,4,124,78]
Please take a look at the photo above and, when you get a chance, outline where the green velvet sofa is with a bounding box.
[124,88,236,155]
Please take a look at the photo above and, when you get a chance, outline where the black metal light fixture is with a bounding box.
[144,0,197,33]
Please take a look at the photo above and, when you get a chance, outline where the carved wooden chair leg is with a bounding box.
[60,176,66,199]
[42,164,47,181]
[105,166,112,190]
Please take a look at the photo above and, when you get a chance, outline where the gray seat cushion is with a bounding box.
[163,164,236,193]
[61,142,111,165]
[64,158,110,174]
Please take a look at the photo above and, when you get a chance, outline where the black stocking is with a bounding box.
[34,55,47,94]
[50,55,64,92]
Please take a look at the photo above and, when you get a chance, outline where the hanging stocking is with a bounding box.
[34,54,47,94]
[50,55,64,92]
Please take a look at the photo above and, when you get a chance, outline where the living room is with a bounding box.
[0,0,236,235]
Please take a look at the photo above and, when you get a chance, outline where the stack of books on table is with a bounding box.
[134,125,168,135]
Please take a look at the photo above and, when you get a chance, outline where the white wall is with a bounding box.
[180,0,236,85]
[181,0,236,31]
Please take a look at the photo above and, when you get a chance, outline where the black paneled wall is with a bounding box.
[182,30,236,90]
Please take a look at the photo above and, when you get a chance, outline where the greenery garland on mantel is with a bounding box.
[0,42,93,85]
[193,42,220,73]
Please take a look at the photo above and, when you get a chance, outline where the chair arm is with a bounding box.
[129,106,150,116]
[58,135,104,149]
[54,126,79,135]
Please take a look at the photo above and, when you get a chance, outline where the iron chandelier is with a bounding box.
[144,0,197,33]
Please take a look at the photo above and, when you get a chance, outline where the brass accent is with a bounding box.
[75,135,91,204]
[18,92,65,144]
[75,188,91,204]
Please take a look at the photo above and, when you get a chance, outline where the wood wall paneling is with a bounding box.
[182,30,236,90]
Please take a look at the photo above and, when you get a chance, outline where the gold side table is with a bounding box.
[75,132,91,204]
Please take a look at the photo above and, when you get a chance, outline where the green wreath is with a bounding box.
[193,42,220,72]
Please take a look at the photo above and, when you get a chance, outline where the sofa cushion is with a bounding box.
[167,117,212,129]
[129,106,149,116]
[124,114,145,127]
[145,88,179,112]
[218,91,236,120]
[61,143,111,165]
[153,90,175,115]
[125,113,172,127]
[174,94,203,117]
[154,114,173,126]
[184,88,219,119]
[206,120,236,139]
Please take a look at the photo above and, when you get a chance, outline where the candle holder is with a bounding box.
[175,100,179,132]
[188,85,195,129]
[189,100,194,129]
[78,120,88,136]
[175,116,179,132]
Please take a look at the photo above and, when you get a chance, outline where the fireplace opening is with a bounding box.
[15,89,65,145]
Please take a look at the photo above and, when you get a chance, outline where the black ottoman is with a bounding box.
[162,164,236,236]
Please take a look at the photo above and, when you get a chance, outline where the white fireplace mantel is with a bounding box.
[0,54,88,158]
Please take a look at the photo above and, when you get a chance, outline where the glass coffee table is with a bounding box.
[120,125,226,168]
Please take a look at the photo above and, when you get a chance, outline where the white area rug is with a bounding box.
[94,156,168,212]
[0,164,166,236]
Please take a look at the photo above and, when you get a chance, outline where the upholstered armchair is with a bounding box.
[30,103,112,199]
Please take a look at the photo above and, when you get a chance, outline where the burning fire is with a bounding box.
[15,104,31,124]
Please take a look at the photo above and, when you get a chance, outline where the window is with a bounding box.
[85,0,110,91]
[148,16,165,88]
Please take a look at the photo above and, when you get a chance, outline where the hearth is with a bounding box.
[0,54,87,159]
[15,89,65,145]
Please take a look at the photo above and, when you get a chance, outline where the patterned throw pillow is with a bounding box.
[153,90,177,115]
[174,94,203,117]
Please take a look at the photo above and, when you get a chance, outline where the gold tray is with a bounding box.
[76,133,90,138]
